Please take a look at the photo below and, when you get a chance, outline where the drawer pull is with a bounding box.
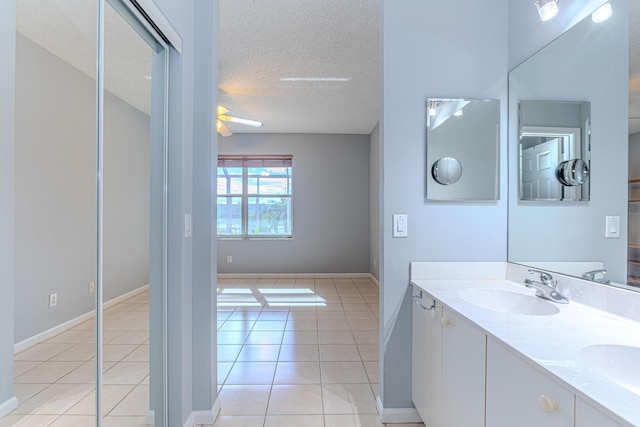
[412,296,436,311]
[539,395,558,413]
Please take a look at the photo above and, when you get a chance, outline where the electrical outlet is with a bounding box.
[89,281,95,293]
[49,293,57,308]
[227,256,233,263]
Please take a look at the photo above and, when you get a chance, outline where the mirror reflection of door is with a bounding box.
[521,139,561,200]
[103,2,153,423]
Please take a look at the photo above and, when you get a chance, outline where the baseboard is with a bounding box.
[370,274,380,287]
[182,412,194,427]
[217,272,373,279]
[14,284,150,354]
[376,396,422,424]
[162,397,219,427]
[0,396,18,419]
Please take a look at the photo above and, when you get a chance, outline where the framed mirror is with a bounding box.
[426,98,500,201]
[519,100,591,202]
[508,0,630,289]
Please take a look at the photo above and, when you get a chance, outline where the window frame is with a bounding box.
[217,155,293,240]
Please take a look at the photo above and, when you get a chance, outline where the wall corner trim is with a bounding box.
[183,398,221,427]
[0,397,18,419]
[376,396,422,424]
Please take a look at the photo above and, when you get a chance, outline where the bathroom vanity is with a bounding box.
[410,262,640,427]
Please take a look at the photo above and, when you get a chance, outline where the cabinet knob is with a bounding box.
[539,395,558,413]
[441,318,450,326]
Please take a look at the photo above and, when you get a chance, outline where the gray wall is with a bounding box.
[217,133,370,274]
[507,1,629,284]
[370,124,380,280]
[0,0,16,411]
[380,0,508,410]
[14,34,150,343]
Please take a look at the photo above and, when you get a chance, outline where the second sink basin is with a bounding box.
[457,288,560,316]
[581,344,640,395]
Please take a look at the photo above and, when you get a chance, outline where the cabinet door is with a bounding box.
[486,337,574,427]
[576,397,625,427]
[411,287,441,426]
[441,307,486,427]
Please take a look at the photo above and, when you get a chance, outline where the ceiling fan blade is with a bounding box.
[217,120,233,137]
[219,114,263,128]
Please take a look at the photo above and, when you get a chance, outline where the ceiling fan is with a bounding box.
[217,106,263,137]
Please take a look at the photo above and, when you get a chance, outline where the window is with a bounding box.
[217,155,293,239]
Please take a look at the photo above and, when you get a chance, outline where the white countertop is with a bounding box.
[410,278,640,426]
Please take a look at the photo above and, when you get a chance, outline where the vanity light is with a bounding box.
[534,0,559,22]
[592,1,612,23]
[429,102,437,116]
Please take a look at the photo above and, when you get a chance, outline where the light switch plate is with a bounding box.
[184,214,192,238]
[605,215,620,238]
[393,214,408,238]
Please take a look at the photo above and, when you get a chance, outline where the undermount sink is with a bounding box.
[457,288,561,316]
[581,344,640,395]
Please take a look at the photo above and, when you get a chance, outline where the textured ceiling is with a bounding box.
[14,1,637,135]
[218,0,380,135]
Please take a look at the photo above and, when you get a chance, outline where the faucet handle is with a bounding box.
[582,269,607,280]
[528,268,553,281]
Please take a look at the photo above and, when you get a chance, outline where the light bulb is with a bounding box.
[535,0,559,22]
[592,2,612,23]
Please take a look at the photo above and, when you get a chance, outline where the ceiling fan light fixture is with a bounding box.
[279,77,351,82]
[220,115,263,128]
[535,0,559,21]
[592,1,612,23]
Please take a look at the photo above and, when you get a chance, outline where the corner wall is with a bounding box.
[379,0,508,411]
[370,124,380,281]
[217,133,370,275]
[0,0,17,414]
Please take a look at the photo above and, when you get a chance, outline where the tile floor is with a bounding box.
[3,291,150,427]
[3,277,424,427]
[213,276,423,427]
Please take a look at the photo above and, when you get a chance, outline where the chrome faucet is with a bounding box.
[524,269,569,304]
[582,269,611,285]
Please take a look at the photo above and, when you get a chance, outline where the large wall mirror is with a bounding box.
[508,0,632,289]
[426,98,500,201]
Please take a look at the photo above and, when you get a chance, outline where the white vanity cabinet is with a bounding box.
[411,287,485,427]
[441,306,486,427]
[486,337,574,427]
[575,397,625,427]
[411,287,441,426]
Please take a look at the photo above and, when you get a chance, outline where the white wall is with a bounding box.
[217,133,370,274]
[0,0,17,414]
[14,34,150,343]
[380,0,509,411]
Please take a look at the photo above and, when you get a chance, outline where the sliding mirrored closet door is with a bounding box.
[99,0,169,425]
